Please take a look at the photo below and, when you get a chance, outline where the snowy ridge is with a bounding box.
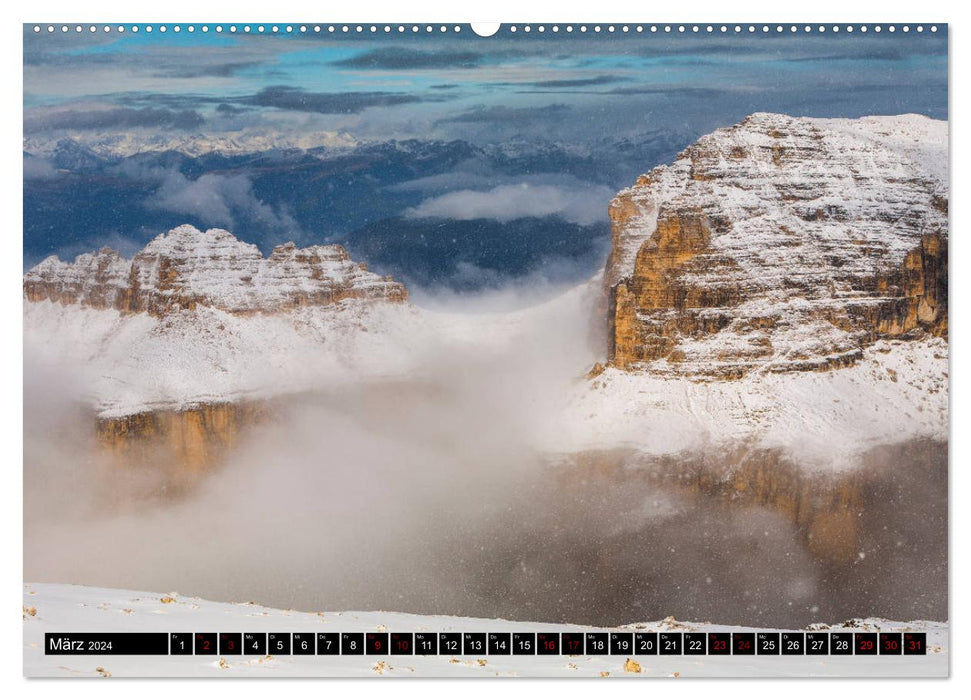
[24,224,406,315]
[23,583,947,677]
[23,129,359,159]
[821,114,949,184]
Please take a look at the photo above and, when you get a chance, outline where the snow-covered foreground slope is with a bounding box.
[23,583,946,678]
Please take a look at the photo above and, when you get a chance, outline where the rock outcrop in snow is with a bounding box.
[24,225,407,315]
[604,113,948,377]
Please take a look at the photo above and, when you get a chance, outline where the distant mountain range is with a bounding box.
[23,130,361,159]
[23,130,693,289]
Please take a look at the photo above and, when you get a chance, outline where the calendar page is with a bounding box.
[22,21,948,678]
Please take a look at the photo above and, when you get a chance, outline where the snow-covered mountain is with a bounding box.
[554,112,950,468]
[23,130,359,159]
[24,225,419,421]
[604,113,947,377]
[25,224,406,316]
[22,128,684,164]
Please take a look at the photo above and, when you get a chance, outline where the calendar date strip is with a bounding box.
[45,631,927,656]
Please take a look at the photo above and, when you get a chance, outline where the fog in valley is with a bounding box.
[23,281,947,628]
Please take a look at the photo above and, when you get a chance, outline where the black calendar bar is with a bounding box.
[45,633,169,655]
[43,631,927,656]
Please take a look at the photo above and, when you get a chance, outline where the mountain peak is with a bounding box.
[24,225,406,315]
[604,113,948,377]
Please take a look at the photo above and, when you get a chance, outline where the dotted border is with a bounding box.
[504,24,939,34]
[30,24,941,35]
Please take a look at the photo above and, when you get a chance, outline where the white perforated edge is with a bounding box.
[29,23,942,35]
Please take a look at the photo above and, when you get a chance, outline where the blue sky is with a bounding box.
[24,25,948,145]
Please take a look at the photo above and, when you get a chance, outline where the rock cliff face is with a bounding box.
[24,224,406,315]
[96,401,270,484]
[605,113,948,376]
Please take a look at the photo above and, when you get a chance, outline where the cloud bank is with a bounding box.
[239,86,426,114]
[109,160,302,235]
[149,171,300,233]
[332,48,483,70]
[24,106,205,133]
[404,182,614,225]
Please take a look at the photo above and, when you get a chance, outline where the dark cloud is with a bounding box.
[25,107,205,133]
[623,34,948,62]
[775,48,940,63]
[507,84,732,99]
[238,86,425,114]
[437,103,572,125]
[117,84,445,116]
[605,85,728,97]
[23,47,262,76]
[332,48,483,70]
[507,75,628,89]
[158,61,262,78]
[215,103,251,116]
[110,92,213,110]
[22,31,119,65]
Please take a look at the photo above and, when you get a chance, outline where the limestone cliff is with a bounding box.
[24,224,406,315]
[97,401,270,482]
[604,113,948,376]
